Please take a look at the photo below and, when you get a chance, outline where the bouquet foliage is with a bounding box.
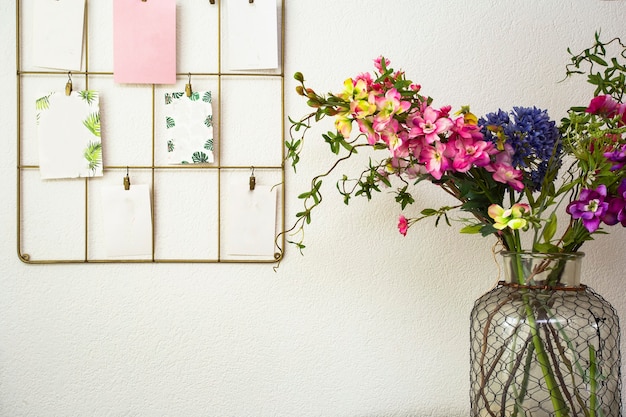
[283,33,626,260]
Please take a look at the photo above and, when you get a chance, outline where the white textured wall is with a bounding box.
[2,1,626,416]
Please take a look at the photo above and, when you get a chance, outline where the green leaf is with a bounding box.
[83,141,102,174]
[192,151,209,163]
[533,242,560,253]
[35,95,51,111]
[589,54,608,66]
[83,112,101,137]
[166,116,175,129]
[420,208,438,216]
[79,90,98,105]
[460,224,482,234]
[542,213,558,243]
[202,91,212,103]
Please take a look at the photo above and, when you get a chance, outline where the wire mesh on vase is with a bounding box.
[470,252,622,417]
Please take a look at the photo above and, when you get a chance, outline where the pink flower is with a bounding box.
[397,215,409,236]
[419,141,450,180]
[356,118,379,145]
[408,106,454,144]
[373,88,411,132]
[374,56,391,72]
[489,163,524,191]
[448,136,494,173]
[349,92,377,119]
[451,115,484,141]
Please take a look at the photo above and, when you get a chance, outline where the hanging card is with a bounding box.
[225,0,278,70]
[224,185,277,257]
[32,0,86,71]
[101,184,153,258]
[164,91,214,164]
[113,0,176,84]
[36,90,103,179]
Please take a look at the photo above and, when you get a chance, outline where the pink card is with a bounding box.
[113,0,176,84]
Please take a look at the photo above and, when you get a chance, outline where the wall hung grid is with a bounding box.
[15,0,286,264]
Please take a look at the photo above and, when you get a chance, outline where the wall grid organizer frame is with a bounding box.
[16,0,286,264]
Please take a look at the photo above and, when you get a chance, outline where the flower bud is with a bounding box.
[295,85,305,96]
[293,72,304,82]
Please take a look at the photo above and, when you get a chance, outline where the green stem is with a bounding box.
[511,254,569,417]
[589,345,597,417]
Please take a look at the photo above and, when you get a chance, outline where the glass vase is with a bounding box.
[469,252,622,417]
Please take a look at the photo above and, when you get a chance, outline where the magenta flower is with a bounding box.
[586,94,626,126]
[603,179,626,226]
[566,184,609,232]
[397,215,409,236]
[586,95,619,115]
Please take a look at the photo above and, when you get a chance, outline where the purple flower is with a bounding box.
[603,179,626,226]
[479,107,562,191]
[566,184,609,232]
[604,144,626,171]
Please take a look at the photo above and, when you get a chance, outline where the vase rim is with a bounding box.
[501,251,585,259]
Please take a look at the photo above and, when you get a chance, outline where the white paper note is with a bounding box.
[224,185,277,257]
[164,91,214,164]
[225,0,278,70]
[36,90,103,179]
[101,184,153,258]
[32,0,86,71]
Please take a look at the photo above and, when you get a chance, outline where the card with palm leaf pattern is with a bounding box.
[36,90,102,179]
[164,91,214,164]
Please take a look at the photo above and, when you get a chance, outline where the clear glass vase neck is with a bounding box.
[501,251,585,288]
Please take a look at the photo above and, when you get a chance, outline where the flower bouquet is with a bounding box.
[283,32,626,416]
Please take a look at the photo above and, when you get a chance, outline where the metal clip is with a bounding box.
[124,167,131,190]
[185,73,192,97]
[249,167,256,191]
[65,72,72,96]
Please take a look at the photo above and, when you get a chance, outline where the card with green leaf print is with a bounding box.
[164,91,214,164]
[36,90,102,179]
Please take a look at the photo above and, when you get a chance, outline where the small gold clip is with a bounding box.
[249,167,256,191]
[65,72,72,96]
[185,73,192,97]
[124,167,131,190]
